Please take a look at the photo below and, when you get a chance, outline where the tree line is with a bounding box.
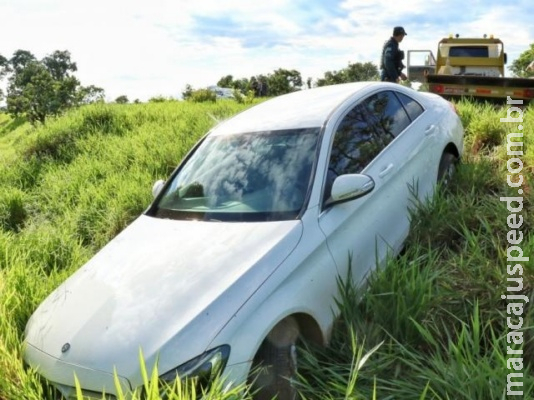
[1,44,533,125]
[185,61,380,99]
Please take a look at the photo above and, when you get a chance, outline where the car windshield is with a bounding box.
[151,128,320,222]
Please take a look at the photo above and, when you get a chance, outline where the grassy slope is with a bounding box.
[0,98,532,399]
[0,101,254,400]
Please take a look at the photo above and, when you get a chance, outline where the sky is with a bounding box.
[1,0,533,102]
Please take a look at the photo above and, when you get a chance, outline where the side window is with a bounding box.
[324,102,385,199]
[366,91,411,138]
[396,92,424,121]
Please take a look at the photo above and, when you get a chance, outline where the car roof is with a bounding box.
[211,82,376,135]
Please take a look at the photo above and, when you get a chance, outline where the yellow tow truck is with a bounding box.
[406,35,534,103]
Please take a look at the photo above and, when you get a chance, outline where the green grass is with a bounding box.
[0,98,532,399]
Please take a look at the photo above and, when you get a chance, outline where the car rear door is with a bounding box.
[379,90,442,203]
[363,90,440,235]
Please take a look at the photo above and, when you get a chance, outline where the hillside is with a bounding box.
[0,98,532,399]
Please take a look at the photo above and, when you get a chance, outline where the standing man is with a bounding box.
[380,26,408,83]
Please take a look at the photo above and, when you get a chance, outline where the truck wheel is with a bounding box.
[250,317,299,400]
[437,152,457,187]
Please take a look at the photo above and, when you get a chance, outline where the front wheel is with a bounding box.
[437,152,458,187]
[250,317,299,400]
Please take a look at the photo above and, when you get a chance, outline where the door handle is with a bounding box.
[378,163,394,178]
[425,124,436,135]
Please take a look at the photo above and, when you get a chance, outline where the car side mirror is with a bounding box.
[326,174,375,206]
[152,179,165,198]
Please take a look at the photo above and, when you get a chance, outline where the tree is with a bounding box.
[0,54,8,80]
[266,69,302,96]
[316,62,379,87]
[77,85,105,104]
[0,54,6,102]
[233,78,250,92]
[182,84,193,100]
[0,49,99,124]
[316,70,346,86]
[6,60,58,124]
[8,50,36,74]
[149,95,171,103]
[217,75,234,88]
[0,55,7,66]
[115,95,129,104]
[343,62,379,82]
[510,43,534,78]
[217,75,250,92]
[42,50,77,81]
[250,74,268,96]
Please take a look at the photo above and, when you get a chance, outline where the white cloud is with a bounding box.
[0,0,532,102]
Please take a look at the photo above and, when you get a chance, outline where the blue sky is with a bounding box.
[1,0,533,101]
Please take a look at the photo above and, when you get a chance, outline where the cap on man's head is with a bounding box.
[393,26,407,36]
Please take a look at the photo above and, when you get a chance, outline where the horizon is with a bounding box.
[1,0,533,102]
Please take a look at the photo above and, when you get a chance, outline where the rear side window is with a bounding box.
[396,92,424,122]
[365,91,410,138]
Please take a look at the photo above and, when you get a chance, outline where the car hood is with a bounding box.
[24,214,302,380]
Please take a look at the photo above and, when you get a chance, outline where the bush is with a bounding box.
[233,89,256,104]
[148,96,174,103]
[187,89,217,103]
[0,188,28,232]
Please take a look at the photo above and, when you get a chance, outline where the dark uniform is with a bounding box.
[380,27,407,82]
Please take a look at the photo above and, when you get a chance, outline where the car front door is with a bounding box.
[317,90,425,286]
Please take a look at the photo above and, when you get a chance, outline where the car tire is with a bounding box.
[437,152,458,187]
[250,317,299,400]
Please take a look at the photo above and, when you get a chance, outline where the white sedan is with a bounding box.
[23,82,464,400]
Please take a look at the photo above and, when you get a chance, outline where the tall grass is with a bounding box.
[297,100,533,399]
[0,98,532,399]
[0,100,254,399]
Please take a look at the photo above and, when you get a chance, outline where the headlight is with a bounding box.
[159,345,230,389]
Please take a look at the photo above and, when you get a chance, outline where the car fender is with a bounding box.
[207,209,340,384]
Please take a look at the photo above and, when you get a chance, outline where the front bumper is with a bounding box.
[24,341,131,398]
